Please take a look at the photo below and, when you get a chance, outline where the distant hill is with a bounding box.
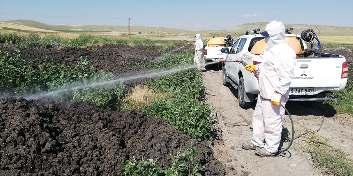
[6,20,53,30]
[1,20,353,39]
[0,20,190,34]
[230,22,353,36]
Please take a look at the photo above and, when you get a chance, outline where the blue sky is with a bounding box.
[0,0,353,30]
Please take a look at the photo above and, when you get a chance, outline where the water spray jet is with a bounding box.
[25,64,197,100]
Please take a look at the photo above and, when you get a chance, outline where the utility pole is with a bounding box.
[128,17,132,35]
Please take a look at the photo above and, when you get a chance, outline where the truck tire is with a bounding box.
[222,67,229,86]
[238,77,250,109]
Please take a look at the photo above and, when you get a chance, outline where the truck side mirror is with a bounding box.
[221,48,229,54]
[230,48,235,54]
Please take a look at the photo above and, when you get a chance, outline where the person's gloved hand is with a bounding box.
[271,99,281,106]
[245,64,257,73]
[271,93,282,107]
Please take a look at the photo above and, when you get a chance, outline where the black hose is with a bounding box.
[278,105,294,154]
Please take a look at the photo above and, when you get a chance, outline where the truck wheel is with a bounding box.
[238,77,250,109]
[218,62,223,70]
[222,67,229,86]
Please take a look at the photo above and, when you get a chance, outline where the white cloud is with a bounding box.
[242,13,257,18]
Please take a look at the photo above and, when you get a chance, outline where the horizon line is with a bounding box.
[2,19,353,32]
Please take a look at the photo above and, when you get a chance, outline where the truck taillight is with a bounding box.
[253,61,262,65]
[341,61,349,78]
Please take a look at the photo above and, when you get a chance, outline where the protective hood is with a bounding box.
[264,21,286,48]
[195,33,202,41]
[257,20,296,100]
[194,33,204,51]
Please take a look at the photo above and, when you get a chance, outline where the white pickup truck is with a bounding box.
[222,33,349,108]
[204,37,227,63]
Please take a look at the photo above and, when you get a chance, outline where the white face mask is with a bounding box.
[266,33,285,49]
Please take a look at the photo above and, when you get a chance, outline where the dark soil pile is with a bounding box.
[324,48,353,79]
[0,44,160,74]
[0,43,192,75]
[324,47,353,62]
[0,98,224,176]
[86,44,161,74]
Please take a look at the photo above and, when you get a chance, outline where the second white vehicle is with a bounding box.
[222,30,349,108]
[204,37,227,63]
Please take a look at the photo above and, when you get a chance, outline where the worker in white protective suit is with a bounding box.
[241,21,296,157]
[194,34,205,71]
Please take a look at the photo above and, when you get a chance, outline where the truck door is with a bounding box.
[225,39,239,80]
[232,38,247,84]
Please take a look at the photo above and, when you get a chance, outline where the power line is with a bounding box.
[128,17,132,35]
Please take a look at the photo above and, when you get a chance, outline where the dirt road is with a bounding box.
[203,70,353,176]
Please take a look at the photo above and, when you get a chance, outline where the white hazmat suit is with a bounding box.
[251,21,296,154]
[194,34,205,70]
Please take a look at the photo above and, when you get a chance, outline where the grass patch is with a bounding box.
[123,148,201,176]
[135,51,194,70]
[330,82,353,114]
[304,134,353,176]
[321,36,353,45]
[323,43,353,50]
[144,69,212,140]
[322,42,353,115]
[0,50,94,92]
[123,85,168,110]
[0,50,125,108]
[124,69,213,140]
[71,72,126,109]
[123,45,213,140]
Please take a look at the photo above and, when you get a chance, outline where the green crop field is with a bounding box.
[0,32,223,175]
[321,36,353,45]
